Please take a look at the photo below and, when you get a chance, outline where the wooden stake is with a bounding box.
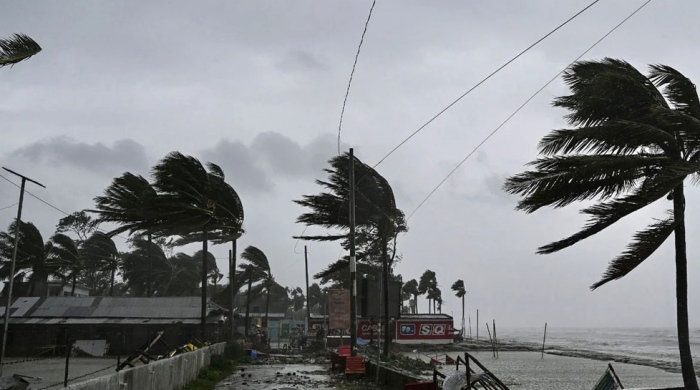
[493,320,498,359]
[485,323,495,358]
[541,322,547,359]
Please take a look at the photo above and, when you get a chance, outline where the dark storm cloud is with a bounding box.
[10,137,149,174]
[276,50,327,72]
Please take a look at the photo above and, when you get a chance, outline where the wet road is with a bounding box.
[216,364,339,390]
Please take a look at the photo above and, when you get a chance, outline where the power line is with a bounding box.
[407,0,653,221]
[0,203,17,212]
[371,0,602,170]
[337,0,377,155]
[0,173,130,242]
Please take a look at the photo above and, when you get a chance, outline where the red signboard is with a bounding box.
[395,319,453,343]
[328,289,350,330]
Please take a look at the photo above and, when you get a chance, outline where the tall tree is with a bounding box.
[152,152,244,339]
[295,152,406,357]
[451,279,467,335]
[0,34,41,68]
[239,246,271,339]
[81,232,121,296]
[0,221,75,295]
[418,270,436,314]
[403,279,419,314]
[504,59,700,389]
[92,173,162,297]
[56,211,99,243]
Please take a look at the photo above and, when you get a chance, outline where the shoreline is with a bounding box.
[395,338,691,376]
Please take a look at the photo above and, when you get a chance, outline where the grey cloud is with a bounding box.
[276,50,327,72]
[10,137,149,174]
[201,139,273,194]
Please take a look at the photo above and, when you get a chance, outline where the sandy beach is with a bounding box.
[407,350,684,390]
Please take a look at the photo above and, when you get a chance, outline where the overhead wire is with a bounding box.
[370,0,602,170]
[337,0,377,155]
[406,0,653,221]
[0,203,17,212]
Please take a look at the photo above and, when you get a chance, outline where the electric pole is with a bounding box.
[0,168,45,375]
[305,246,311,333]
[348,148,358,356]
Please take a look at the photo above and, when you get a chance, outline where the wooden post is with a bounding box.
[541,322,547,359]
[305,246,310,333]
[486,323,494,358]
[64,329,72,387]
[493,319,498,359]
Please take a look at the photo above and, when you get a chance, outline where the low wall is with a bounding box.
[64,343,226,390]
[365,360,428,390]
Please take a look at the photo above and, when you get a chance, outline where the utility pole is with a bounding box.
[348,148,358,356]
[304,246,310,333]
[0,168,45,375]
[229,249,235,338]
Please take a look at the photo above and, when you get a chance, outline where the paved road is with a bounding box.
[216,364,338,390]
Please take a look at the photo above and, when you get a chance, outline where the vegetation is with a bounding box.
[505,58,700,389]
[418,270,437,314]
[295,152,406,357]
[0,34,41,68]
[452,279,466,332]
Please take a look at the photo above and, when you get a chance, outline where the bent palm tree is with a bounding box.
[451,280,466,334]
[403,279,419,314]
[504,58,700,389]
[0,34,41,68]
[81,232,121,296]
[0,221,75,295]
[295,152,406,357]
[152,152,243,339]
[418,270,436,314]
[240,246,271,338]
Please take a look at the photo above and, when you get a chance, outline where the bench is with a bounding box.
[345,356,367,376]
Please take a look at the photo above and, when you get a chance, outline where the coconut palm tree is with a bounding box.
[0,221,77,295]
[152,152,244,339]
[418,270,436,314]
[239,246,271,338]
[403,279,419,314]
[504,58,700,389]
[295,152,406,357]
[92,173,162,297]
[451,279,466,335]
[81,232,121,296]
[0,34,41,68]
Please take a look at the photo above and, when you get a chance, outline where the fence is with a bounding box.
[60,342,226,390]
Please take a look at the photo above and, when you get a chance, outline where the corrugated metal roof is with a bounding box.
[398,314,453,320]
[0,297,222,324]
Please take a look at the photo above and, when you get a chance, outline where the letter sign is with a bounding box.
[400,324,415,335]
[420,324,432,335]
[433,324,446,335]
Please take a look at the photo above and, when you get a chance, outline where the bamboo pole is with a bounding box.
[493,319,498,359]
[486,323,495,358]
[541,322,547,359]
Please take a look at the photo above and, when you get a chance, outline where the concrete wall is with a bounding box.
[63,343,226,390]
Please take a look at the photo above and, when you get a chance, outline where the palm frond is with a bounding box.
[504,155,666,213]
[0,34,41,68]
[591,215,677,290]
[649,64,700,121]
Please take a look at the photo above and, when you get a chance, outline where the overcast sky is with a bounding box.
[1,0,699,329]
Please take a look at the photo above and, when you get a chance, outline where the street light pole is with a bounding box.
[348,149,357,356]
[0,168,45,375]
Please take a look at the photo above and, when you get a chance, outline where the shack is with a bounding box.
[0,296,227,356]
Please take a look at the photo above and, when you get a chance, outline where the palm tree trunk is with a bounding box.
[381,235,390,358]
[110,267,115,297]
[245,274,252,340]
[230,239,237,339]
[201,225,208,341]
[673,184,699,390]
[147,233,152,297]
[462,295,465,335]
[71,273,77,296]
[265,284,271,342]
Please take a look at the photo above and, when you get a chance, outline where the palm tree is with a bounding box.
[295,152,407,357]
[451,280,466,335]
[0,34,41,68]
[239,246,271,338]
[418,270,436,314]
[403,279,419,314]
[504,58,700,389]
[49,234,83,296]
[152,152,244,339]
[92,173,162,297]
[0,221,76,295]
[81,232,121,296]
